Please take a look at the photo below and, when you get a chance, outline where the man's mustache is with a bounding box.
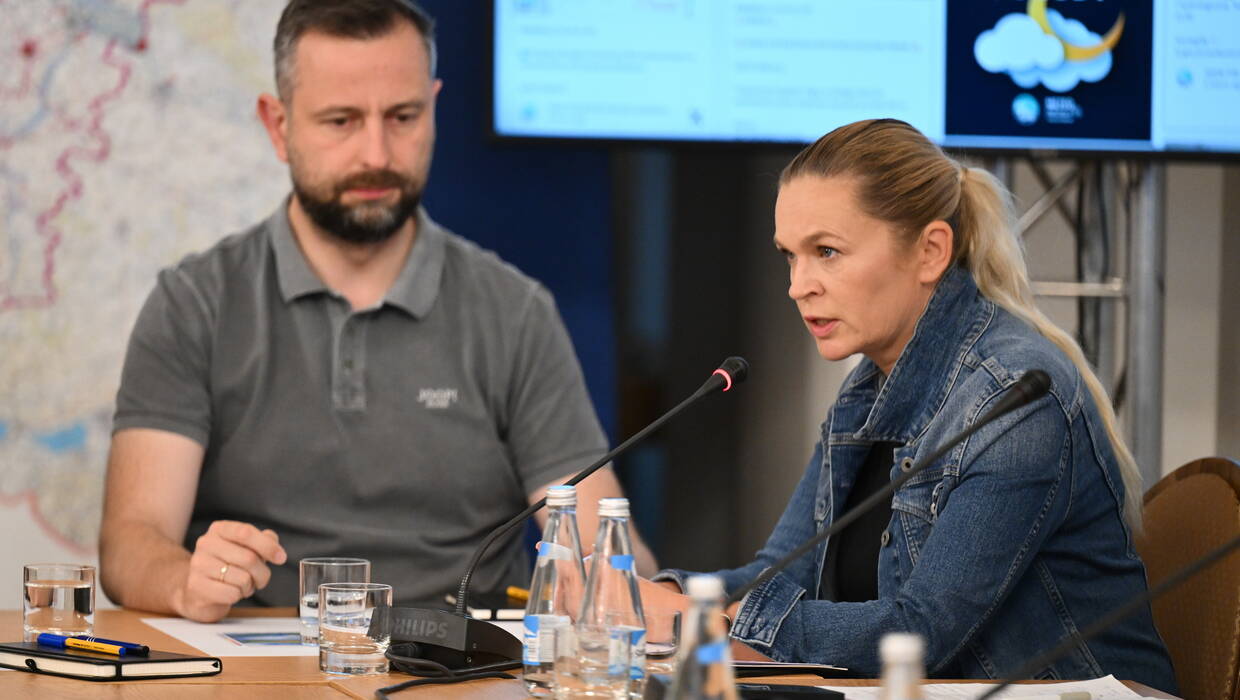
[334,170,410,196]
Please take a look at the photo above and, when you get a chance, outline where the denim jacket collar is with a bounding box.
[836,265,990,444]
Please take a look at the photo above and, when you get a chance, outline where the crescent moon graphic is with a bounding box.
[1026,0,1125,62]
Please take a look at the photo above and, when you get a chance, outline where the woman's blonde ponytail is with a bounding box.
[956,168,1144,534]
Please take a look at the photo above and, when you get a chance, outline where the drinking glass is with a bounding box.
[299,557,370,644]
[23,564,95,641]
[318,582,392,675]
[644,608,681,675]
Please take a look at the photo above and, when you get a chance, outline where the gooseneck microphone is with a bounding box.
[976,532,1240,700]
[377,357,750,677]
[726,368,1052,606]
[456,355,749,614]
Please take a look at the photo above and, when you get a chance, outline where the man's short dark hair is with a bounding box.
[273,0,437,101]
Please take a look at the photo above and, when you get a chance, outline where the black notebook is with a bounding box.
[0,642,222,681]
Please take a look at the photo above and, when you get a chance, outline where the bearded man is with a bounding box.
[99,0,653,622]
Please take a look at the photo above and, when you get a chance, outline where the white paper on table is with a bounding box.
[142,616,318,657]
[817,674,1158,700]
[491,619,524,639]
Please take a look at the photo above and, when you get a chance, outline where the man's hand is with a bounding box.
[174,520,287,622]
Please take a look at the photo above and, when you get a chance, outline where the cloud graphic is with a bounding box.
[975,13,1063,73]
[974,10,1113,93]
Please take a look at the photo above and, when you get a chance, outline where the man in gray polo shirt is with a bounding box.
[98,0,653,623]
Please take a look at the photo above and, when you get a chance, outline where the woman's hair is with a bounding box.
[782,118,1143,533]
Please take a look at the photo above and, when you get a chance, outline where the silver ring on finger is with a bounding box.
[218,564,230,582]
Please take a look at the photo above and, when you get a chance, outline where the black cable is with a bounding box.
[376,644,521,697]
[375,670,517,699]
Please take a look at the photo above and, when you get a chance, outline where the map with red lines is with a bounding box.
[1,0,288,557]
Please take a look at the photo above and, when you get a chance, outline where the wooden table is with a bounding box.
[0,609,1176,699]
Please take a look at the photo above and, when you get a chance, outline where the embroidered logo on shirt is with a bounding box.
[417,388,459,409]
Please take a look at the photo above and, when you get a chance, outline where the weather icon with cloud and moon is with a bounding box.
[974,0,1124,93]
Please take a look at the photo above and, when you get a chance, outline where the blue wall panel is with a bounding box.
[416,1,617,439]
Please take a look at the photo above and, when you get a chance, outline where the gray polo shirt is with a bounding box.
[114,201,608,607]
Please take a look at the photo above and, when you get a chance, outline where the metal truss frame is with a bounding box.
[991,158,1165,485]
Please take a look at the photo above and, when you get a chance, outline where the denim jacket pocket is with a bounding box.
[890,467,954,561]
[890,466,950,522]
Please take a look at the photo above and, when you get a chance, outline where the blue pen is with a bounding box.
[72,635,150,656]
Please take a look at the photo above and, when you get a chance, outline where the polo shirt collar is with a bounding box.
[270,199,446,318]
[384,207,446,319]
[271,198,325,301]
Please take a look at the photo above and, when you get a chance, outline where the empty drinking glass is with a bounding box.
[299,557,370,644]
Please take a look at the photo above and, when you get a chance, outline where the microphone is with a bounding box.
[976,532,1240,700]
[377,357,751,674]
[726,368,1051,606]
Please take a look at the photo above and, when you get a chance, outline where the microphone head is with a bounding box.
[718,356,750,385]
[1015,369,1052,406]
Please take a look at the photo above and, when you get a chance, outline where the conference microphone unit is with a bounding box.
[376,356,751,677]
[975,531,1240,700]
[726,368,1052,607]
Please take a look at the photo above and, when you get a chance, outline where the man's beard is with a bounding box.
[292,168,421,245]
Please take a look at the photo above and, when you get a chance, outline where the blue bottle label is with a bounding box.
[522,615,540,664]
[696,640,727,664]
[523,614,567,664]
[629,627,646,681]
[537,541,574,561]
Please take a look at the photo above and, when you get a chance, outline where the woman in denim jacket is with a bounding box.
[646,119,1177,692]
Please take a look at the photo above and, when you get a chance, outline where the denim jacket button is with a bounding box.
[880,529,891,547]
[900,457,914,472]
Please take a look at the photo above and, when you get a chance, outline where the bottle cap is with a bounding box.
[879,632,925,665]
[546,485,576,507]
[598,497,629,517]
[685,575,725,600]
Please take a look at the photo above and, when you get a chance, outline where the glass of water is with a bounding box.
[318,582,392,675]
[23,564,95,642]
[644,608,681,676]
[299,557,370,644]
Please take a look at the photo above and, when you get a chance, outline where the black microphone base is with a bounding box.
[375,607,522,671]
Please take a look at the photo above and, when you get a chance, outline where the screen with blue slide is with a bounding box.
[492,0,1239,156]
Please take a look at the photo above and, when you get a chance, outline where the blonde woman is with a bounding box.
[647,119,1177,691]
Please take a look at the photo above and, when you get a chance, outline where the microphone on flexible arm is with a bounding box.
[726,368,1053,607]
[373,356,751,681]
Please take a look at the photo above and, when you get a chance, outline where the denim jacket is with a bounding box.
[659,267,1177,692]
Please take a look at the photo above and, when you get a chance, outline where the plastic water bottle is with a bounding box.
[525,485,587,696]
[879,633,925,700]
[667,575,738,700]
[575,497,646,699]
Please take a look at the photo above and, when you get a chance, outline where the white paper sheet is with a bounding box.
[492,619,524,639]
[142,616,318,657]
[817,675,1157,700]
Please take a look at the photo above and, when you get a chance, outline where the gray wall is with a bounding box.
[1219,168,1240,459]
